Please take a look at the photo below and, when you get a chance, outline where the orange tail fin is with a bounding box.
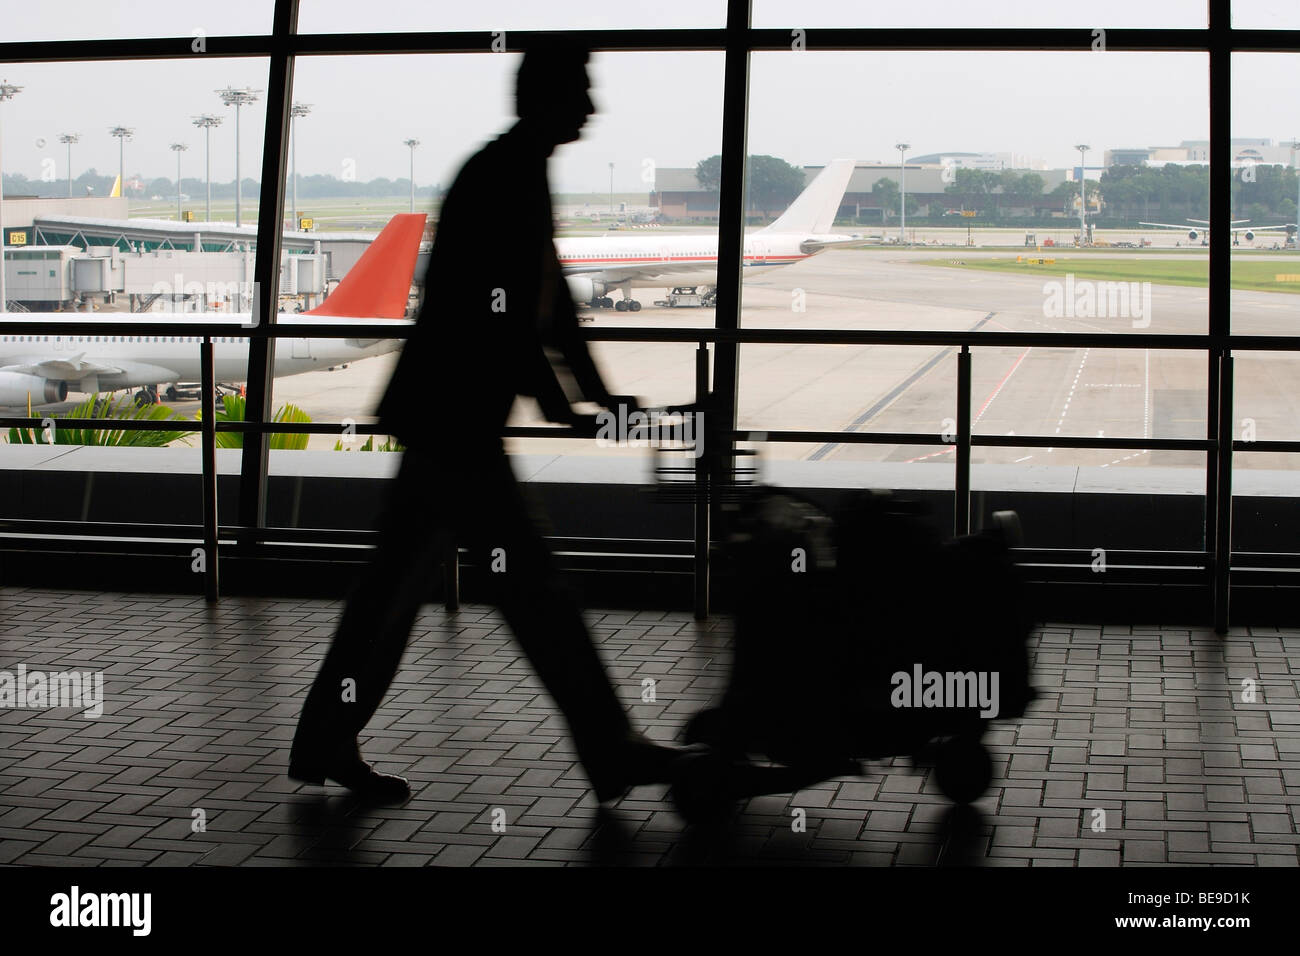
[306,213,426,319]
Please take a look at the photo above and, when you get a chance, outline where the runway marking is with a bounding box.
[1143,347,1151,441]
[1102,350,1152,468]
[1052,348,1090,438]
[976,346,1032,424]
[1097,455,1149,473]
[810,311,997,461]
[1014,455,1033,463]
[902,341,1031,464]
[903,446,954,463]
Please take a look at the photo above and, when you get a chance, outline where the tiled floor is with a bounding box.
[0,586,1297,866]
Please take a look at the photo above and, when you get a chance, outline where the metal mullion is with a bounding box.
[955,345,971,535]
[693,343,711,619]
[1215,354,1234,633]
[741,27,1214,52]
[12,322,1300,351]
[25,24,1296,63]
[0,417,202,431]
[237,0,298,556]
[0,36,279,64]
[1232,440,1300,453]
[579,328,1218,349]
[1226,28,1300,52]
[697,0,753,620]
[200,338,218,601]
[288,29,729,56]
[1209,0,1232,634]
[974,435,1213,451]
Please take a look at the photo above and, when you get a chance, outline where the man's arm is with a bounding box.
[548,269,615,405]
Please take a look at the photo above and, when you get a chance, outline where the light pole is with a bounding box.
[403,138,419,214]
[192,114,222,222]
[1075,144,1090,246]
[217,86,261,227]
[895,143,910,244]
[291,102,312,228]
[58,133,79,197]
[608,162,614,215]
[109,125,134,197]
[0,79,24,315]
[1289,139,1300,251]
[170,143,188,220]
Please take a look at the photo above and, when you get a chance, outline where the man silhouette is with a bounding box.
[289,38,681,804]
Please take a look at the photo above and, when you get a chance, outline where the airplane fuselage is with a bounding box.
[0,321,401,403]
[555,232,848,289]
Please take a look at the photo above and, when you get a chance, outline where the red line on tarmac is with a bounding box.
[975,346,1032,423]
[902,345,1032,464]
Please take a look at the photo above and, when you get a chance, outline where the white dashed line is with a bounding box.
[1052,348,1090,440]
[1101,350,1152,468]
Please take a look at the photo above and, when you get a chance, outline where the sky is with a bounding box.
[1,1,1298,197]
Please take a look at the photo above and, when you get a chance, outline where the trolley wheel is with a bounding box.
[934,736,992,804]
[669,749,734,825]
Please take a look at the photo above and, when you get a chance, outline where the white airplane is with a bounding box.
[1138,218,1297,244]
[0,213,426,409]
[558,158,864,310]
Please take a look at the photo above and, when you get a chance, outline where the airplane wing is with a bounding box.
[1139,222,1201,230]
[1243,224,1296,232]
[1,354,128,381]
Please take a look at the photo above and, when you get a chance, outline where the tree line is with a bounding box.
[1,169,443,201]
[689,156,1300,224]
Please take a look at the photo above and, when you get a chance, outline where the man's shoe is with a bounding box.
[289,740,412,804]
[328,761,412,803]
[589,732,694,805]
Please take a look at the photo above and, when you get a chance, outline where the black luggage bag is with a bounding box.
[671,486,1036,824]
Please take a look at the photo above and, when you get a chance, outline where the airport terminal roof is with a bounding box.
[31,215,383,252]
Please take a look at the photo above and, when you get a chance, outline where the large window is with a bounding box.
[0,0,1295,629]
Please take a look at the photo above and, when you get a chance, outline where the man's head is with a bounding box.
[515,36,594,146]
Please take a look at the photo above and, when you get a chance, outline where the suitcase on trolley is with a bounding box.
[670,485,1036,824]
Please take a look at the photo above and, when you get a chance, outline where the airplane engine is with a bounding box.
[0,373,68,406]
[1188,229,1199,241]
[1245,230,1255,242]
[565,276,605,305]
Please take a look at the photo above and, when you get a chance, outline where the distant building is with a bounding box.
[909,151,1048,171]
[1106,138,1298,168]
[653,160,1073,223]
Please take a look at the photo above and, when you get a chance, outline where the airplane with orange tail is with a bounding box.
[0,213,425,408]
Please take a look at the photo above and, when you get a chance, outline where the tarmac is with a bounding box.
[251,247,1299,473]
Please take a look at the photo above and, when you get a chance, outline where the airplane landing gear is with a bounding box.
[133,386,159,406]
[613,299,642,312]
